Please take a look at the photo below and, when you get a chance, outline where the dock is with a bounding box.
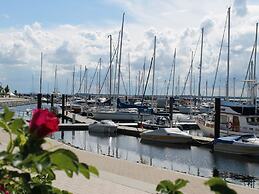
[59,112,213,146]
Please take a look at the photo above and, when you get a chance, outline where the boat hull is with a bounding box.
[93,111,152,122]
[140,128,192,144]
[214,142,259,156]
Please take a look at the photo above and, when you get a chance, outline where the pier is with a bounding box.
[59,111,213,146]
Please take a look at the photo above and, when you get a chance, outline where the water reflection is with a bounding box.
[52,130,259,188]
[8,104,259,189]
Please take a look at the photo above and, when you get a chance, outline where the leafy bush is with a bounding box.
[0,107,98,194]
[157,177,237,194]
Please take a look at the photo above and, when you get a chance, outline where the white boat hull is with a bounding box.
[88,120,118,133]
[141,128,192,144]
[93,111,152,121]
[214,142,259,156]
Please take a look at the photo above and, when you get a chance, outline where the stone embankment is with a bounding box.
[0,97,35,108]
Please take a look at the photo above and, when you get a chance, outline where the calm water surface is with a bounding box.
[8,104,259,189]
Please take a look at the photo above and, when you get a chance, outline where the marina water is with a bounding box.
[10,104,259,189]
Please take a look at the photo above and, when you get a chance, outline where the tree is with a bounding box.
[4,85,9,94]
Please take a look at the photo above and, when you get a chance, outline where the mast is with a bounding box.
[39,52,43,93]
[177,75,180,96]
[255,23,258,112]
[128,53,131,96]
[54,65,58,93]
[72,66,75,96]
[85,66,88,94]
[233,77,236,99]
[255,23,258,82]
[99,58,102,94]
[226,7,231,100]
[79,65,82,93]
[152,36,156,105]
[172,48,176,97]
[108,35,112,98]
[190,51,193,96]
[198,28,204,100]
[113,32,120,95]
[205,80,208,100]
[66,79,69,94]
[142,57,146,95]
[117,12,125,96]
[32,74,34,94]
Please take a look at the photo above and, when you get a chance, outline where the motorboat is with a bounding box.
[213,134,259,156]
[140,127,193,144]
[88,120,118,133]
[92,108,152,122]
[197,101,259,137]
[142,116,169,130]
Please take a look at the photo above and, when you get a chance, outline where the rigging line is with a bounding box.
[240,46,255,98]
[142,57,154,104]
[76,67,87,94]
[100,66,111,94]
[88,61,99,94]
[181,34,201,95]
[211,12,228,98]
[113,31,121,95]
[120,71,128,96]
[166,53,174,97]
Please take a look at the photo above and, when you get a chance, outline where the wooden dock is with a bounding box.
[59,111,213,146]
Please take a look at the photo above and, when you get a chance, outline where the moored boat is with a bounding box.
[140,127,192,144]
[213,134,259,156]
[196,102,259,137]
[88,120,118,133]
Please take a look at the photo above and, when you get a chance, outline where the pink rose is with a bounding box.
[29,109,59,138]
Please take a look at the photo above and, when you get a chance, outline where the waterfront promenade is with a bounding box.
[0,96,33,108]
[0,130,257,194]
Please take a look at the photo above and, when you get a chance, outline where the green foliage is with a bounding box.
[157,177,238,194]
[156,179,188,194]
[0,107,98,194]
[205,177,237,194]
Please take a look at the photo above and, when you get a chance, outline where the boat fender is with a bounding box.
[227,121,233,129]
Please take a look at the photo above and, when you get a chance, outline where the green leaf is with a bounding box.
[3,107,14,122]
[156,180,175,193]
[64,169,73,178]
[7,139,14,153]
[79,163,90,179]
[89,165,99,176]
[156,179,188,194]
[44,168,56,181]
[50,149,79,173]
[9,118,25,135]
[175,179,188,190]
[14,134,27,147]
[205,177,237,194]
[0,120,10,132]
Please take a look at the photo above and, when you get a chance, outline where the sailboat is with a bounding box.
[198,8,259,137]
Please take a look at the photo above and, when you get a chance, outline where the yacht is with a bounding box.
[196,101,259,137]
[140,127,192,144]
[88,120,118,133]
[213,134,259,156]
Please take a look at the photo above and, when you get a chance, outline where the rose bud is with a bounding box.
[29,109,59,138]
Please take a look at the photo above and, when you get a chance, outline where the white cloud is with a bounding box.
[233,0,248,17]
[0,0,259,96]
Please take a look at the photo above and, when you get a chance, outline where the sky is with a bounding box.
[0,0,259,97]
